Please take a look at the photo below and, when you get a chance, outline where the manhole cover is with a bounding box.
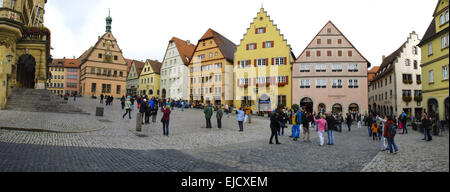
[98,119,112,123]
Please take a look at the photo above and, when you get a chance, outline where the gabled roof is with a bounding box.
[197,28,237,63]
[125,59,133,73]
[418,19,437,47]
[145,59,162,74]
[170,37,196,66]
[368,66,380,74]
[433,0,449,17]
[133,60,146,76]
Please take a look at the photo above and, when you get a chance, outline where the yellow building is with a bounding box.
[417,0,449,122]
[189,29,237,106]
[139,59,162,98]
[47,60,66,95]
[234,7,295,112]
[0,0,50,109]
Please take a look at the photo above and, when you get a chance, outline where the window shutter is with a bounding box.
[284,57,287,65]
[254,59,257,67]
[255,28,258,34]
[272,58,274,65]
[238,61,240,66]
[271,41,274,47]
[264,27,266,33]
[286,76,289,84]
[266,58,269,65]
[249,60,251,65]
[254,43,257,49]
[246,44,249,50]
[263,42,266,48]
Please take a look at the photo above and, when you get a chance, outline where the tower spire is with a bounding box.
[106,9,112,32]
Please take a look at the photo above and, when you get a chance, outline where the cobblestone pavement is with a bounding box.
[0,97,448,172]
[362,130,449,172]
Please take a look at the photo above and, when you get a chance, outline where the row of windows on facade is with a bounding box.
[428,65,449,83]
[305,50,354,57]
[164,88,183,95]
[87,67,124,77]
[427,33,449,56]
[238,76,288,85]
[141,77,154,84]
[140,89,160,96]
[190,87,222,95]
[369,90,422,102]
[90,83,122,94]
[46,83,77,88]
[439,10,449,26]
[238,58,286,68]
[52,75,78,80]
[240,95,288,106]
[163,66,185,75]
[190,75,222,84]
[246,41,275,50]
[162,77,181,86]
[197,51,219,60]
[98,53,119,61]
[371,74,421,91]
[298,79,360,88]
[299,63,359,72]
[190,63,223,72]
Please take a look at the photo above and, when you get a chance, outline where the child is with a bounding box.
[371,123,378,141]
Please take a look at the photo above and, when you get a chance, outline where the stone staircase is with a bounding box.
[4,88,89,114]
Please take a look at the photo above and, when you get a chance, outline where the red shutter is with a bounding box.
[286,76,289,84]
[266,58,269,66]
[238,61,240,67]
[271,58,274,65]
[246,44,249,50]
[254,43,257,49]
[284,57,287,65]
[264,27,266,33]
[262,42,266,48]
[249,60,251,65]
[254,59,257,67]
[271,41,274,47]
[255,28,258,34]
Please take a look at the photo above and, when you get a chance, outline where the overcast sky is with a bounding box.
[45,0,436,68]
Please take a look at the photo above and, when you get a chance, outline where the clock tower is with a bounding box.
[106,9,112,32]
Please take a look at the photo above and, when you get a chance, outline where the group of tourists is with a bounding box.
[100,94,114,106]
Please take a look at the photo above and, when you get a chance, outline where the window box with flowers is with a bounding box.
[278,82,286,87]
[414,96,423,102]
[256,84,259,88]
[417,80,422,84]
[403,79,413,84]
[244,84,248,89]
[403,96,412,103]
[266,83,270,87]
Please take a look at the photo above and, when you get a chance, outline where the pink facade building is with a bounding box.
[293,21,371,115]
[64,59,80,96]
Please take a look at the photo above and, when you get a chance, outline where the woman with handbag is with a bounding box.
[161,105,171,136]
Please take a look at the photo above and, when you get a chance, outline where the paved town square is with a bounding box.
[0,97,448,172]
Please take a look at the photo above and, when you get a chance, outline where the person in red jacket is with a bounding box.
[161,106,171,136]
[383,115,399,154]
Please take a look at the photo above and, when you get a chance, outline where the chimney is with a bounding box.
[382,55,386,61]
[73,55,76,59]
[63,56,66,59]
[186,40,191,45]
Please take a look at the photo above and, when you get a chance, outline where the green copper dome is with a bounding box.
[106,9,112,32]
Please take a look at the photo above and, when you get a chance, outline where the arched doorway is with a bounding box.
[427,98,439,119]
[300,97,313,113]
[318,103,326,114]
[17,54,36,88]
[445,97,449,122]
[349,103,359,114]
[332,103,342,114]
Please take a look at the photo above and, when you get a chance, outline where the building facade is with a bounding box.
[139,59,162,98]
[234,7,295,112]
[1,0,50,109]
[293,21,370,115]
[78,12,128,98]
[417,0,449,123]
[369,32,423,118]
[160,37,195,101]
[189,29,236,106]
[126,60,145,96]
[47,59,66,95]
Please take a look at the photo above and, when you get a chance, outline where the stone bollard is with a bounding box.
[136,112,142,132]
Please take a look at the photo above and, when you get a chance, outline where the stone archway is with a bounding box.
[318,103,326,114]
[300,97,313,113]
[16,54,36,88]
[332,103,342,114]
[349,103,360,114]
[427,98,439,119]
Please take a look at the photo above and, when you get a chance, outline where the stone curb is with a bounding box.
[0,123,107,134]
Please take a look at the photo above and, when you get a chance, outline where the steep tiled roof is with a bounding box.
[199,28,237,63]
[133,60,146,76]
[146,59,162,74]
[368,66,380,83]
[170,37,196,66]
[368,66,380,74]
[418,19,436,47]
[50,58,80,68]
[125,59,133,73]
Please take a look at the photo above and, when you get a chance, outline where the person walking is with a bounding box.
[216,106,223,129]
[100,94,104,104]
[336,113,344,133]
[292,108,302,141]
[383,115,399,154]
[181,101,185,112]
[346,113,353,132]
[376,115,388,151]
[130,96,135,110]
[139,99,148,125]
[152,100,159,123]
[122,98,132,119]
[302,113,313,142]
[279,108,288,136]
[121,96,126,110]
[161,106,171,136]
[400,112,408,134]
[357,114,362,129]
[144,100,151,124]
[269,108,282,144]
[325,112,336,145]
[245,106,252,124]
[204,104,213,128]
[371,123,379,141]
[421,113,432,141]
[236,107,245,132]
[313,115,327,146]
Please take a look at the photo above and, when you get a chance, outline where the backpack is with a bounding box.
[388,123,397,136]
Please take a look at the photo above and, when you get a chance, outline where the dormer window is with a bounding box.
[256,27,266,34]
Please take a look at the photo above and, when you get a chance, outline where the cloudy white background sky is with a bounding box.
[45,0,436,67]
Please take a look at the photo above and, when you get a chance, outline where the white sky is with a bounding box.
[44,0,436,67]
